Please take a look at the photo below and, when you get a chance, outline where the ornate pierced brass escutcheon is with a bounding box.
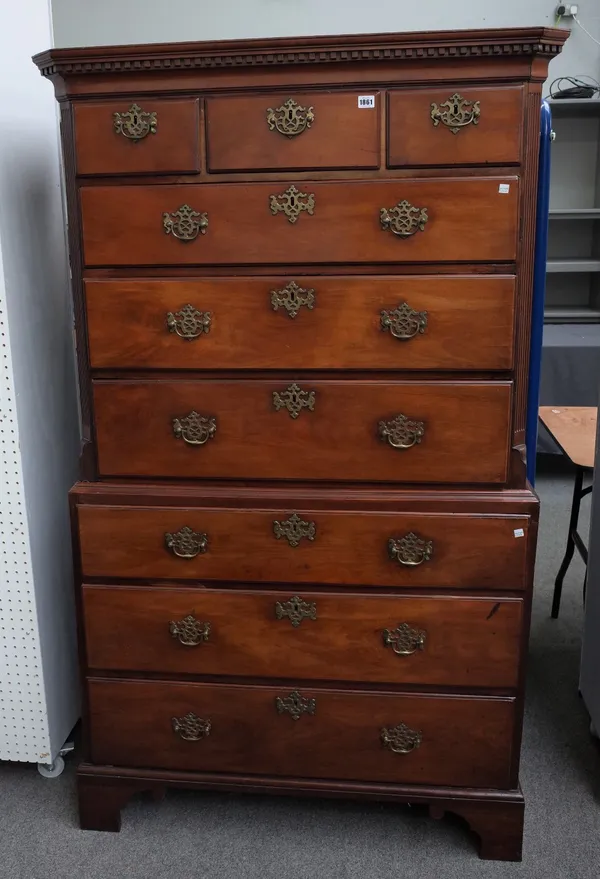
[270,281,316,319]
[172,712,212,742]
[113,103,157,141]
[378,413,425,450]
[172,411,217,446]
[430,92,481,135]
[380,201,428,238]
[276,689,316,721]
[380,303,428,341]
[169,614,211,646]
[381,723,422,754]
[167,304,212,340]
[163,204,209,242]
[266,98,315,138]
[275,595,317,627]
[273,383,316,419]
[388,532,434,567]
[273,513,316,547]
[382,622,427,655]
[269,185,315,225]
[164,526,209,560]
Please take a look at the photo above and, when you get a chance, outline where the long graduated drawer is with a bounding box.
[75,499,533,590]
[92,379,512,483]
[83,585,523,687]
[85,275,516,371]
[88,678,516,789]
[80,178,519,266]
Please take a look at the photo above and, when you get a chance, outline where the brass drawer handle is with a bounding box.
[383,622,427,655]
[167,305,212,340]
[273,513,316,547]
[165,526,208,559]
[430,92,480,134]
[381,723,422,754]
[388,532,433,566]
[172,713,211,741]
[113,103,157,141]
[378,414,425,449]
[276,689,316,721]
[380,200,428,238]
[170,615,211,646]
[270,185,315,224]
[271,281,316,318]
[163,204,208,241]
[266,98,315,138]
[381,303,428,340]
[273,383,315,419]
[173,411,217,445]
[275,595,317,627]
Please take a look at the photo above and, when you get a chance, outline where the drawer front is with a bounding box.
[388,87,524,167]
[74,99,200,176]
[206,92,380,172]
[85,275,516,371]
[83,586,523,688]
[88,678,515,788]
[93,379,512,483]
[77,504,530,590]
[80,178,519,266]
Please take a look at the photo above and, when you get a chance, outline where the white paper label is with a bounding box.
[514,528,525,538]
[499,183,510,194]
[358,95,375,108]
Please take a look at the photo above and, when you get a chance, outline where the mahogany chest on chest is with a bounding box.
[34,26,567,860]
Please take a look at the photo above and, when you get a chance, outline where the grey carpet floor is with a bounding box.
[1,466,599,878]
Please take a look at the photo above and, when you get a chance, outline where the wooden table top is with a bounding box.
[539,406,598,469]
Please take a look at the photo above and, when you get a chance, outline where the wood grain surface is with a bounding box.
[80,178,519,266]
[388,86,524,167]
[92,379,513,483]
[88,677,516,788]
[539,406,597,469]
[76,502,531,589]
[206,91,380,172]
[85,275,516,371]
[83,585,523,687]
[74,98,201,176]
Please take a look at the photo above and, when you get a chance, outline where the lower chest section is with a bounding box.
[74,485,536,791]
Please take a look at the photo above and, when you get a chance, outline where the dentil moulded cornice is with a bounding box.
[33,27,568,79]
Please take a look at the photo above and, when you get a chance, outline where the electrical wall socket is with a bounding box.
[556,3,579,15]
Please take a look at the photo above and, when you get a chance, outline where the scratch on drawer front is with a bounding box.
[486,603,501,620]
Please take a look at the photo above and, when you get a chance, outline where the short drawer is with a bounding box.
[80,178,519,266]
[76,503,531,590]
[83,586,523,688]
[388,87,524,167]
[74,98,200,176]
[92,379,512,483]
[206,91,380,172]
[85,275,516,371]
[88,678,515,788]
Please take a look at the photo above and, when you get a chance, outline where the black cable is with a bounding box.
[546,75,600,101]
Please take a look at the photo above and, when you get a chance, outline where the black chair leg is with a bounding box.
[552,467,584,619]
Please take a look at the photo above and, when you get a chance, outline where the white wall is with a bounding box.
[50,0,600,84]
[0,0,80,761]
